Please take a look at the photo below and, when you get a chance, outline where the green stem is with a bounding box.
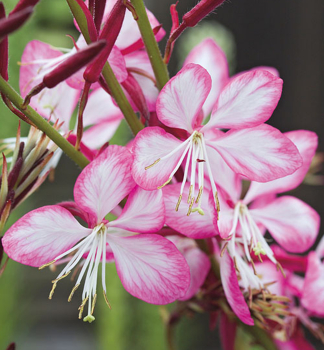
[67,0,144,136]
[130,0,169,90]
[0,76,90,169]
[240,322,279,350]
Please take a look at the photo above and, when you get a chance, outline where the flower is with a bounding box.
[2,145,190,322]
[132,63,302,216]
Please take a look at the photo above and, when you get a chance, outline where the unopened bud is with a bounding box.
[0,6,33,39]
[10,0,39,14]
[182,0,225,27]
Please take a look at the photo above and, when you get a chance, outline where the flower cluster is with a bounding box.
[0,0,323,348]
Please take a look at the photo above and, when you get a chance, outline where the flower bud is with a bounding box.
[182,0,225,27]
[10,0,39,14]
[0,6,33,39]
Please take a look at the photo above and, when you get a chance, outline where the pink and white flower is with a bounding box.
[2,145,190,322]
[132,63,302,216]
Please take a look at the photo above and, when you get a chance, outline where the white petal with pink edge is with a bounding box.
[208,124,303,182]
[107,234,190,304]
[203,69,283,131]
[110,187,165,233]
[251,196,320,253]
[2,205,91,267]
[163,183,218,239]
[244,130,318,203]
[220,251,254,325]
[301,252,324,316]
[132,127,185,190]
[184,38,229,117]
[156,63,211,132]
[74,145,135,223]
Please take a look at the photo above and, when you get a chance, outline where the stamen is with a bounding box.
[103,290,112,310]
[91,294,97,315]
[215,191,220,214]
[175,194,182,211]
[233,256,240,273]
[187,197,194,216]
[157,177,171,189]
[276,262,286,278]
[250,260,257,275]
[145,158,160,170]
[195,186,203,204]
[78,296,89,319]
[220,242,228,257]
[52,270,71,283]
[68,283,80,302]
[49,282,57,300]
[39,259,56,270]
[187,184,193,204]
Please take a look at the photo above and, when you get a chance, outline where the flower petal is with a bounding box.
[204,69,283,130]
[2,205,91,267]
[301,252,324,316]
[244,130,318,203]
[132,126,184,190]
[110,187,165,233]
[220,251,254,325]
[251,196,320,253]
[156,63,211,132]
[179,246,211,301]
[163,183,218,239]
[219,312,237,350]
[107,234,190,304]
[74,145,135,223]
[209,124,303,182]
[184,38,229,117]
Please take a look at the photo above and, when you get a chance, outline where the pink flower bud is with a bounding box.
[182,0,225,27]
[10,0,39,14]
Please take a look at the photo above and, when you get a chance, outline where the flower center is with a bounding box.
[39,222,111,323]
[145,130,220,216]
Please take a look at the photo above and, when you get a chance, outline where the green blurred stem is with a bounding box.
[66,0,144,136]
[0,76,90,169]
[130,0,169,90]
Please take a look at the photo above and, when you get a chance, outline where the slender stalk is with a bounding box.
[0,76,90,168]
[240,322,279,350]
[67,0,144,136]
[130,0,169,90]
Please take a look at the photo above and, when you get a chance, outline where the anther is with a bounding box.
[39,259,56,270]
[276,262,286,278]
[103,290,112,309]
[157,177,171,189]
[250,260,257,275]
[215,191,220,214]
[187,197,194,216]
[52,270,71,283]
[145,158,160,170]
[91,294,97,315]
[175,194,182,211]
[78,296,89,319]
[49,282,57,300]
[195,186,203,204]
[220,242,228,257]
[187,185,193,204]
[68,284,80,302]
[233,257,240,273]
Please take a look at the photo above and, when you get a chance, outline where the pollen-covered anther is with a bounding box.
[91,294,97,315]
[49,282,57,300]
[145,158,160,170]
[39,259,56,270]
[103,290,112,310]
[157,177,171,190]
[78,296,89,319]
[68,283,80,302]
[175,194,182,211]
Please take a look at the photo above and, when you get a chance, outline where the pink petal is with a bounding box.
[316,235,324,259]
[271,245,308,273]
[107,233,190,304]
[276,328,316,350]
[244,130,318,203]
[20,40,63,97]
[253,261,285,296]
[301,252,324,316]
[163,183,218,239]
[110,187,165,233]
[184,38,229,117]
[209,124,303,182]
[220,251,254,325]
[251,196,320,253]
[156,63,211,132]
[203,69,283,131]
[74,145,135,223]
[132,127,184,190]
[2,205,91,267]
[179,246,211,300]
